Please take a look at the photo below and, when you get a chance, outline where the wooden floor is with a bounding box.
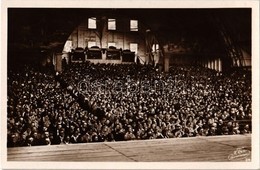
[7,134,251,162]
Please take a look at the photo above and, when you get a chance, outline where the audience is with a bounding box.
[7,62,252,147]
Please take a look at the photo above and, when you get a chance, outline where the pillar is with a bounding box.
[214,59,218,71]
[218,58,222,72]
[207,61,211,69]
[211,60,214,70]
[55,53,63,72]
[215,58,219,72]
[164,54,170,72]
[62,52,69,64]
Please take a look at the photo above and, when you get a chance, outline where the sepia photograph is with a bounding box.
[1,0,259,169]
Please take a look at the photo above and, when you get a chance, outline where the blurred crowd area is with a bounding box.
[7,62,251,147]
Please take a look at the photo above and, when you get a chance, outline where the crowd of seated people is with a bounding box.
[7,62,251,147]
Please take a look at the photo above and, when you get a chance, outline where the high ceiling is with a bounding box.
[8,8,251,59]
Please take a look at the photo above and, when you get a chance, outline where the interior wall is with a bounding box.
[63,16,147,64]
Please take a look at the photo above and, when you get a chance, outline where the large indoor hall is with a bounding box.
[3,3,259,169]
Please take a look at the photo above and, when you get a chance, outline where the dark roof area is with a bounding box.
[8,8,251,55]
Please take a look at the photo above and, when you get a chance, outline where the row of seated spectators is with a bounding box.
[7,62,251,147]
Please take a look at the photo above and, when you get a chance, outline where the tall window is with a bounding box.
[88,17,97,29]
[130,43,138,54]
[108,19,116,30]
[130,20,138,31]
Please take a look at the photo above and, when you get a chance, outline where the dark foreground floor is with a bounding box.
[7,134,251,162]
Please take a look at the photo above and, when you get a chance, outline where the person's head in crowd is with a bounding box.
[59,128,65,137]
[44,131,49,138]
[27,136,34,146]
